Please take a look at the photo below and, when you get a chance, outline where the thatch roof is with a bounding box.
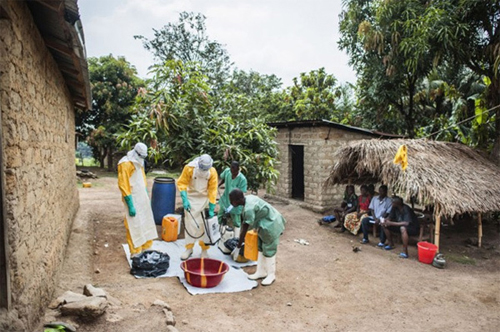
[326,139,500,218]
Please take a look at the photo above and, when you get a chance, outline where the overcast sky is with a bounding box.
[79,0,356,87]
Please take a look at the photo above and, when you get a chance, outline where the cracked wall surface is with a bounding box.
[0,1,79,330]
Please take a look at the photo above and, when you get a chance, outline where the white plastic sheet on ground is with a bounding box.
[123,239,258,295]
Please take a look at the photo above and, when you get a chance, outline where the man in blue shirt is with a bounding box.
[360,185,392,245]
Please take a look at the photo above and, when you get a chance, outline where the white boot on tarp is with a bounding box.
[261,255,276,286]
[181,248,193,260]
[248,251,267,280]
[201,249,209,258]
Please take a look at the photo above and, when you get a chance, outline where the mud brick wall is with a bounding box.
[272,126,373,212]
[0,1,79,329]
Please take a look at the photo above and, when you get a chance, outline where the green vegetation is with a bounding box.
[76,55,144,170]
[446,254,476,266]
[78,5,500,187]
[339,0,500,159]
[75,158,99,167]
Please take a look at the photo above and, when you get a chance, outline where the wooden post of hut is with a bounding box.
[434,213,441,253]
[478,213,483,248]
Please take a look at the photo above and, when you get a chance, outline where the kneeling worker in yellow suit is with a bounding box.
[230,189,286,286]
[118,143,158,256]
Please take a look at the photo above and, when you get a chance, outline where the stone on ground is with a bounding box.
[152,299,171,310]
[163,309,176,326]
[83,284,107,298]
[49,291,88,309]
[61,296,107,318]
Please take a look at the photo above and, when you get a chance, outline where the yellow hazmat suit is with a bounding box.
[118,143,158,255]
[177,155,218,259]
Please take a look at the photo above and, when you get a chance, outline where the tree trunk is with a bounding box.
[107,146,114,171]
[407,79,416,138]
[98,148,105,169]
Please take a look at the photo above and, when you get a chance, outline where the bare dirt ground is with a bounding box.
[39,171,500,332]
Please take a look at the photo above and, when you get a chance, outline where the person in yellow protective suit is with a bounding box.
[177,154,218,260]
[117,143,158,256]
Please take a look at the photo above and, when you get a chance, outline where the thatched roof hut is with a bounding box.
[326,139,500,250]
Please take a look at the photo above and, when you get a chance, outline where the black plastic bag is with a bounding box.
[130,250,170,278]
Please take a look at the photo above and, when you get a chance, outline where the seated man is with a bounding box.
[360,185,392,244]
[381,196,419,258]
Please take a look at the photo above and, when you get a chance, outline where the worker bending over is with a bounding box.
[177,154,218,260]
[230,189,286,286]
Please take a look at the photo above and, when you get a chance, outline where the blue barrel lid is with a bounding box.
[154,177,175,184]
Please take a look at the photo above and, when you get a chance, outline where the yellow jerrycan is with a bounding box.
[162,216,178,242]
[244,229,259,261]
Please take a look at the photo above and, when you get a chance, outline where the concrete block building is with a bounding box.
[0,0,90,329]
[267,120,397,212]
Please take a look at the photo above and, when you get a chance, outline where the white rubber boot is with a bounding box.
[248,251,267,280]
[180,248,193,260]
[261,255,276,286]
[234,227,241,238]
[200,249,209,258]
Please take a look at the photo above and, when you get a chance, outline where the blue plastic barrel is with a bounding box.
[151,177,176,225]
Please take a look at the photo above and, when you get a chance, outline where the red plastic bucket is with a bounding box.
[180,258,229,288]
[417,241,438,264]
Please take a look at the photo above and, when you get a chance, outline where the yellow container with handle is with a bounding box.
[162,216,179,242]
[244,229,259,261]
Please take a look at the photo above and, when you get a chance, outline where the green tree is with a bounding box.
[135,12,232,94]
[199,116,279,192]
[117,60,279,190]
[272,68,342,122]
[419,0,500,160]
[220,69,283,122]
[77,55,143,169]
[339,0,434,137]
[118,60,212,167]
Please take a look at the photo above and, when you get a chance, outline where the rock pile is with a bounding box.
[49,284,108,319]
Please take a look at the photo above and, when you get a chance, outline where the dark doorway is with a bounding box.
[290,145,304,200]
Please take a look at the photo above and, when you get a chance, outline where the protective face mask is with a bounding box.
[136,151,148,159]
[199,164,211,171]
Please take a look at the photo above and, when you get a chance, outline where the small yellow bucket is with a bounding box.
[162,216,178,242]
[244,229,259,261]
[82,182,92,188]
